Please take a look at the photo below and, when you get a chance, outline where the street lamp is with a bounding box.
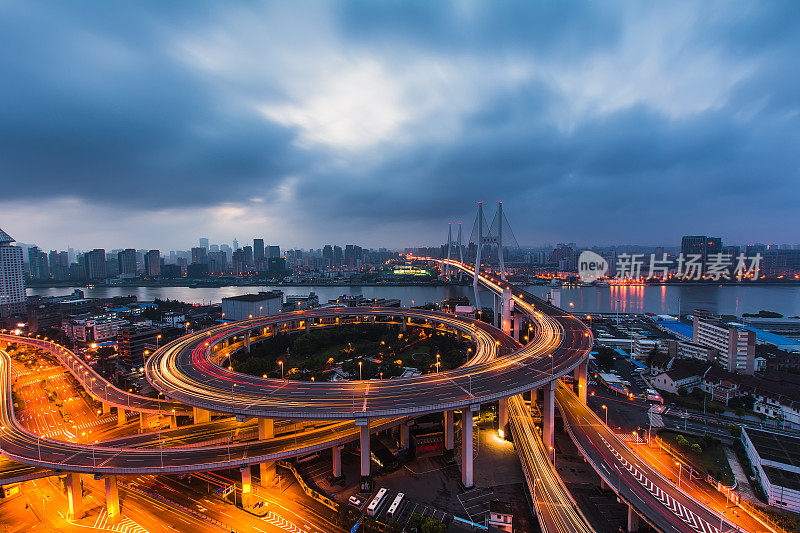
[601,404,608,425]
[358,361,363,380]
[278,360,284,380]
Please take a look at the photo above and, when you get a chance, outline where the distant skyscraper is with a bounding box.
[0,227,25,318]
[267,245,280,259]
[322,245,333,266]
[144,250,161,277]
[49,250,69,281]
[191,247,208,265]
[199,238,209,250]
[254,239,265,261]
[118,249,137,278]
[233,238,239,251]
[243,245,253,266]
[84,249,106,280]
[210,244,219,253]
[333,245,343,266]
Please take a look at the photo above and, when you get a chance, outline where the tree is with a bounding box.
[595,346,616,372]
[690,443,703,455]
[421,518,447,533]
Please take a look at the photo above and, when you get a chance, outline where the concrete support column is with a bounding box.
[498,398,508,437]
[444,410,454,450]
[400,421,409,449]
[462,406,477,488]
[169,414,178,430]
[117,407,127,426]
[240,467,252,509]
[402,318,407,332]
[493,294,499,328]
[513,316,520,342]
[501,288,513,336]
[543,380,556,454]
[575,359,588,404]
[244,331,251,353]
[332,445,343,478]
[305,320,310,333]
[627,504,640,533]
[104,475,120,524]
[258,418,274,440]
[65,472,83,520]
[193,407,210,424]
[259,462,275,488]
[139,412,148,430]
[335,316,340,325]
[357,420,370,478]
[102,402,111,416]
[371,316,376,324]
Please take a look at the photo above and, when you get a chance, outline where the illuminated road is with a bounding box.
[508,394,594,533]
[0,334,190,415]
[558,383,737,533]
[146,304,591,420]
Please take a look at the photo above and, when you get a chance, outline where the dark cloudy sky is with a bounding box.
[1,1,798,251]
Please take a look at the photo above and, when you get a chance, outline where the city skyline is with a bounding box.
[1,1,799,249]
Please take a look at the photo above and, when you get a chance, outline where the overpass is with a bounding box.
[443,258,739,533]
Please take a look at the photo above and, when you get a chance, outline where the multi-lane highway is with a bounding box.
[146,305,591,420]
[558,382,737,533]
[0,334,190,415]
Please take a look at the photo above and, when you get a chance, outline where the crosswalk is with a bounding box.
[40,414,117,438]
[93,510,148,533]
[616,432,645,444]
[648,405,665,429]
[599,436,719,533]
[262,511,304,533]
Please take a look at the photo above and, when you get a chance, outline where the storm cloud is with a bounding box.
[1,1,798,249]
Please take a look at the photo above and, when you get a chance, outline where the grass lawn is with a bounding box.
[658,429,735,486]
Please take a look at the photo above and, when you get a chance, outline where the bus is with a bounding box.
[366,488,388,517]
[386,492,405,520]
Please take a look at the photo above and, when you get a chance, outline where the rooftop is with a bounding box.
[0,227,14,244]
[222,291,283,302]
[658,320,694,339]
[744,427,800,469]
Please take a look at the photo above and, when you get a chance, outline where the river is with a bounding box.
[26,283,800,317]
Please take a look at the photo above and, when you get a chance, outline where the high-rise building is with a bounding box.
[27,246,49,280]
[693,314,755,374]
[266,245,280,259]
[199,238,209,250]
[208,251,227,275]
[322,245,333,267]
[84,249,106,280]
[233,238,239,251]
[243,245,253,267]
[333,245,343,266]
[105,253,120,277]
[118,249,137,278]
[144,249,161,277]
[0,228,25,318]
[191,247,208,265]
[254,239,265,261]
[49,250,69,281]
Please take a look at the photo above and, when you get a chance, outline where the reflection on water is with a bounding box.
[26,283,800,317]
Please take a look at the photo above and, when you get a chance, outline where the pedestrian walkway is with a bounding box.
[723,446,757,502]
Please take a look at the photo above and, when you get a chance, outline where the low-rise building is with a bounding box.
[117,326,161,367]
[221,291,283,321]
[63,312,127,343]
[487,500,513,532]
[741,428,800,512]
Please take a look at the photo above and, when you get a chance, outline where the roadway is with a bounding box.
[0,334,190,415]
[558,382,738,533]
[146,306,591,420]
